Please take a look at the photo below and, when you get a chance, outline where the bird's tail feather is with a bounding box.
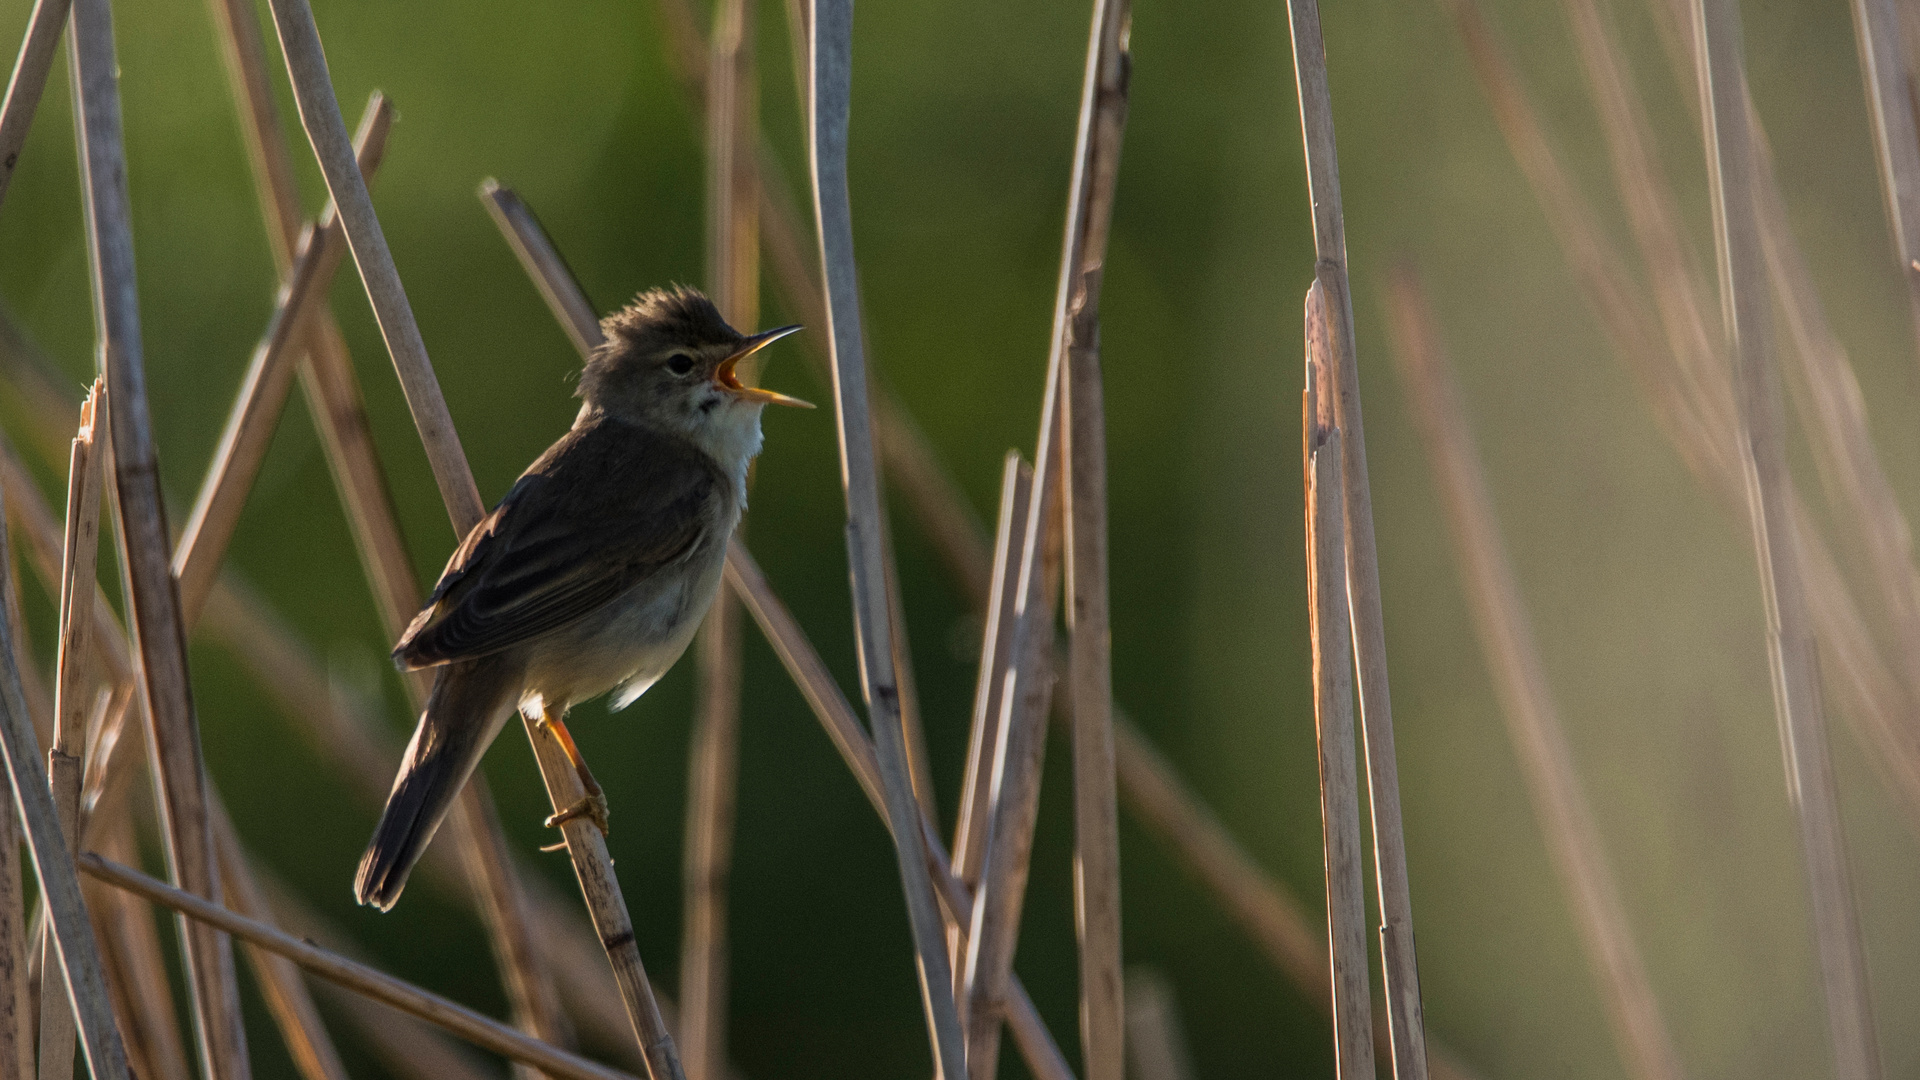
[355,657,521,910]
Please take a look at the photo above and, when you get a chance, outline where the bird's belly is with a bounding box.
[520,548,725,712]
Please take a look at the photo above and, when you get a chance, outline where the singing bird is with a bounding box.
[355,286,808,911]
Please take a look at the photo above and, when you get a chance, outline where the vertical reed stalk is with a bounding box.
[1284,4,1428,1076]
[1303,284,1374,1080]
[0,486,124,1080]
[1386,267,1686,1080]
[68,0,251,1072]
[1693,3,1881,1076]
[1120,970,1194,1080]
[39,381,102,1080]
[0,708,21,1080]
[803,2,966,1073]
[1845,0,1920,361]
[0,0,71,208]
[87,806,192,1080]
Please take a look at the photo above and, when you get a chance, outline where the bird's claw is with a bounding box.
[544,792,610,836]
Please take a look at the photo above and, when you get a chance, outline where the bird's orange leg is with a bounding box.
[537,707,610,836]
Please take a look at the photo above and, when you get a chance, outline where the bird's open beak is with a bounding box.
[714,325,812,408]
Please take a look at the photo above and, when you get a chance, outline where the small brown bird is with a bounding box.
[355,286,807,911]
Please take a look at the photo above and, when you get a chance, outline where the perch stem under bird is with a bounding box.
[355,287,806,912]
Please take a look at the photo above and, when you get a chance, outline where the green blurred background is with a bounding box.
[2,0,1918,1077]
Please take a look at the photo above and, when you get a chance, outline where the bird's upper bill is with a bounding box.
[716,325,812,408]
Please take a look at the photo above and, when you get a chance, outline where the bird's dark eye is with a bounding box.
[667,353,696,376]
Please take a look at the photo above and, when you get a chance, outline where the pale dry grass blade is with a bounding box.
[479,184,602,360]
[722,541,1075,1080]
[0,487,124,1080]
[803,2,966,1072]
[0,713,22,1080]
[67,0,251,1072]
[1693,2,1880,1076]
[1057,4,1130,1076]
[1845,0,1920,356]
[0,0,70,208]
[39,381,102,1080]
[1284,4,1428,1076]
[1385,267,1685,1080]
[171,95,391,625]
[1303,284,1373,1080]
[1120,970,1193,1080]
[76,854,643,1080]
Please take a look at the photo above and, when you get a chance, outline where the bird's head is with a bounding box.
[579,286,810,461]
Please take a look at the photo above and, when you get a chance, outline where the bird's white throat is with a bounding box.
[688,398,765,498]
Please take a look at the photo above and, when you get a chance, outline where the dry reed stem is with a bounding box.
[207,10,562,1041]
[87,810,192,1080]
[1303,286,1373,1080]
[681,3,756,1071]
[0,703,21,1080]
[207,802,350,1080]
[68,0,252,1072]
[0,0,70,208]
[804,2,966,1072]
[0,490,124,1080]
[1447,0,1920,838]
[171,95,392,625]
[40,382,102,1080]
[1284,5,1429,1076]
[1384,268,1686,1080]
[76,854,644,1080]
[1119,970,1194,1080]
[1057,4,1129,1076]
[480,185,603,360]
[952,455,1032,936]
[1693,3,1881,1076]
[722,542,1075,1080]
[1845,0,1920,359]
[265,0,483,527]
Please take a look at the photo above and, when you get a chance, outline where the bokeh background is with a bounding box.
[1,0,1918,1077]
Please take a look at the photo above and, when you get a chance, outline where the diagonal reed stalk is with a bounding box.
[1284,4,1429,1077]
[0,0,70,209]
[1057,3,1130,1076]
[803,2,967,1073]
[1384,267,1687,1080]
[1844,0,1920,361]
[1692,3,1881,1077]
[265,3,681,1074]
[211,0,566,1047]
[680,0,757,1074]
[1303,284,1373,1080]
[1119,970,1194,1080]
[76,854,642,1080]
[39,379,103,1080]
[68,0,252,1073]
[0,489,124,1080]
[0,735,19,1080]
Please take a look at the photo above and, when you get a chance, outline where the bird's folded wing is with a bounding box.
[394,421,722,668]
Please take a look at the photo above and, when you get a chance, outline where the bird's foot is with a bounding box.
[544,792,610,836]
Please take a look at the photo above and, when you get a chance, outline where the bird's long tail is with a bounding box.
[355,657,522,910]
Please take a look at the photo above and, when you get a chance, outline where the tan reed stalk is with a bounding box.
[209,0,564,1038]
[67,0,252,1072]
[803,3,966,1073]
[1056,4,1129,1076]
[1385,267,1686,1080]
[0,0,71,208]
[1284,5,1428,1077]
[952,455,1033,948]
[1303,284,1373,1080]
[207,802,349,1080]
[1844,0,1920,358]
[722,541,1075,1080]
[1693,3,1881,1076]
[75,854,644,1080]
[1446,0,1920,836]
[86,808,192,1080]
[171,94,392,625]
[267,4,681,1070]
[0,721,20,1080]
[479,184,602,359]
[39,381,103,1080]
[1120,970,1194,1080]
[0,491,125,1080]
[681,1,757,1071]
